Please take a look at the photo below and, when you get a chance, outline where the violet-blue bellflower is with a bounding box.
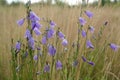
[81,56,87,62]
[24,29,32,39]
[28,37,35,49]
[86,40,94,49]
[50,20,56,28]
[87,61,95,66]
[62,39,68,46]
[109,43,120,51]
[44,64,50,73]
[48,45,56,56]
[15,41,21,51]
[81,30,86,37]
[47,28,55,38]
[31,21,42,30]
[56,60,62,70]
[79,17,86,26]
[29,11,40,21]
[34,27,41,36]
[17,18,25,26]
[33,55,38,61]
[58,31,65,39]
[41,36,47,45]
[85,10,93,18]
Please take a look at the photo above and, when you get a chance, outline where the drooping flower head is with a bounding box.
[87,61,95,66]
[79,17,86,26]
[28,37,35,49]
[24,29,32,39]
[33,55,38,61]
[56,60,62,70]
[29,11,40,21]
[58,31,65,39]
[48,45,56,56]
[85,10,93,18]
[47,28,55,38]
[34,27,41,36]
[86,40,94,49]
[81,30,86,37]
[31,21,42,30]
[50,20,56,28]
[15,41,21,51]
[81,56,87,62]
[88,26,95,33]
[17,18,25,26]
[44,63,50,73]
[41,36,47,45]
[109,43,120,51]
[62,39,68,46]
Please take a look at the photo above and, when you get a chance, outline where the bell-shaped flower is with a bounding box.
[24,29,32,39]
[34,27,41,36]
[79,17,86,26]
[56,60,62,70]
[58,31,65,39]
[48,45,56,56]
[81,30,86,37]
[86,40,94,49]
[109,43,120,51]
[62,39,68,46]
[17,18,25,26]
[50,20,56,28]
[41,36,47,45]
[15,41,21,51]
[29,11,40,21]
[85,10,93,18]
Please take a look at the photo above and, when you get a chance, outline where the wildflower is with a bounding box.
[72,60,78,67]
[58,31,65,39]
[79,17,86,26]
[47,28,55,38]
[41,36,47,45]
[62,39,68,46]
[85,10,93,18]
[88,26,95,33]
[86,40,94,49]
[81,30,86,37]
[34,27,41,36]
[44,63,50,73]
[28,37,35,49]
[15,41,21,51]
[87,61,95,66]
[31,21,42,30]
[81,56,87,62]
[25,29,31,39]
[56,60,62,70]
[33,55,38,61]
[48,45,56,56]
[17,18,25,26]
[50,20,56,28]
[109,43,120,51]
[29,11,40,21]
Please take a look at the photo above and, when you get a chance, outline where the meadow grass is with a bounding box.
[0,4,120,80]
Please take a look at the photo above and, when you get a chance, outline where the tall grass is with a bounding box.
[0,3,120,80]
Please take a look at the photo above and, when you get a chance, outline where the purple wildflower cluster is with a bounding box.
[13,4,120,79]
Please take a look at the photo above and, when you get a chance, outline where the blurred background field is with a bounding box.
[0,0,120,80]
